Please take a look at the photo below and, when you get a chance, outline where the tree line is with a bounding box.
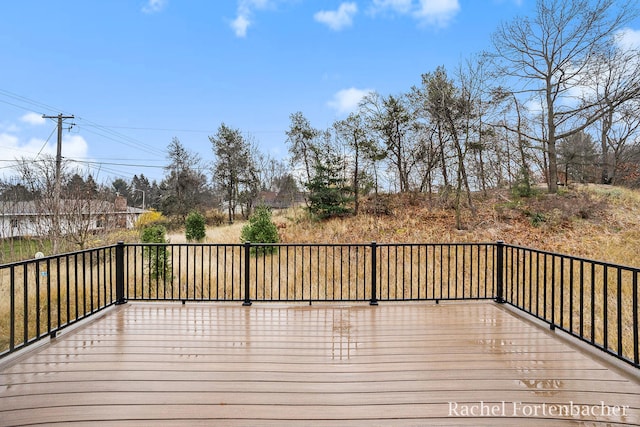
[1,0,640,239]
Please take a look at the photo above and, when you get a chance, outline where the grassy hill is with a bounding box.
[274,184,640,268]
[140,184,640,268]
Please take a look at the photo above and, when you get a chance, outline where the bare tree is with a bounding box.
[606,100,640,184]
[210,124,257,224]
[14,156,64,252]
[360,92,415,193]
[491,0,639,193]
[491,88,539,194]
[254,153,287,193]
[407,85,444,196]
[8,157,119,252]
[422,66,476,229]
[582,41,640,183]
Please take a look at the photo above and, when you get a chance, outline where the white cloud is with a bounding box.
[492,0,523,5]
[231,15,251,37]
[328,87,373,115]
[1,126,92,180]
[1,132,49,160]
[0,132,88,161]
[0,132,20,151]
[231,0,276,37]
[61,135,90,159]
[372,0,413,14]
[21,112,46,126]
[414,0,459,27]
[142,0,167,14]
[0,122,20,133]
[616,28,640,51]
[370,0,460,27]
[314,3,358,31]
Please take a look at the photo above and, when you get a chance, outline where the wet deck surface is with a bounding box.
[1,302,638,426]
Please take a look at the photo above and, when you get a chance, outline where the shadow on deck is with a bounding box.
[1,302,638,426]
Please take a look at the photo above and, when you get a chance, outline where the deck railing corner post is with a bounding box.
[495,240,505,304]
[115,241,126,305]
[243,241,252,306]
[370,241,379,306]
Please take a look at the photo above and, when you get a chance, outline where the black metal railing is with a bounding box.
[119,242,497,305]
[0,246,118,358]
[501,242,640,368]
[1,241,637,369]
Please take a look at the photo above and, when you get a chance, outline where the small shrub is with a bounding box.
[511,170,538,198]
[135,210,166,230]
[141,224,172,279]
[185,211,206,242]
[526,211,547,227]
[240,205,279,255]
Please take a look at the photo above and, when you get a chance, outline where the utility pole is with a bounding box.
[42,113,74,254]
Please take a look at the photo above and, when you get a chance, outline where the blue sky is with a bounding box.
[1,0,639,183]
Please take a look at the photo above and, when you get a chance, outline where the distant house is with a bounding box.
[0,196,146,239]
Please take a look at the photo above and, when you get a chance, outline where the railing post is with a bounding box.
[243,241,252,306]
[115,241,126,305]
[370,241,378,306]
[495,240,505,304]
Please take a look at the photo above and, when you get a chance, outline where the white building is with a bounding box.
[0,196,145,239]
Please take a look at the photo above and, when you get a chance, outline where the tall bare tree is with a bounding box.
[605,100,640,184]
[360,92,415,193]
[581,41,640,183]
[210,124,257,224]
[14,155,64,252]
[421,66,475,228]
[491,0,639,193]
[491,88,538,194]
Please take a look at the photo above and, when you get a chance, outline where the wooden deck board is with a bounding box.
[1,302,639,426]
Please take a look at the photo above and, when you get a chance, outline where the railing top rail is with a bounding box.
[503,243,640,273]
[123,242,497,248]
[125,242,245,248]
[375,242,496,248]
[0,244,118,269]
[3,241,637,273]
[125,242,373,248]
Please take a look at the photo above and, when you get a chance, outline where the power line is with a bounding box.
[0,88,66,115]
[78,125,164,157]
[0,88,166,158]
[70,159,165,169]
[73,117,167,156]
[81,124,218,133]
[34,125,58,159]
[80,123,286,135]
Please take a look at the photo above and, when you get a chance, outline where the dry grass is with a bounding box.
[278,185,640,268]
[270,185,640,363]
[0,251,117,353]
[166,221,245,244]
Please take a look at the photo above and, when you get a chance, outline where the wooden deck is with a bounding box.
[1,302,638,426]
